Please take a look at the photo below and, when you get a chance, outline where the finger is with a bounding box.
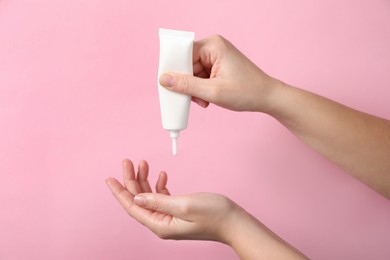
[193,37,216,70]
[191,97,209,108]
[192,40,202,64]
[106,178,164,226]
[193,61,204,75]
[106,177,136,211]
[159,73,217,104]
[195,70,210,79]
[137,160,153,193]
[134,193,191,221]
[156,171,170,195]
[122,159,141,195]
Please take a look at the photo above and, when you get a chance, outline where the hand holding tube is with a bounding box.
[159,35,281,113]
[159,35,390,198]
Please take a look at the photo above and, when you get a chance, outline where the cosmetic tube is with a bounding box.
[158,28,194,156]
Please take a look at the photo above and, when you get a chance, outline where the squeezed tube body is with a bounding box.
[158,28,194,155]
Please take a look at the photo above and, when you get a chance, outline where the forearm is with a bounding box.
[266,81,390,198]
[222,207,308,260]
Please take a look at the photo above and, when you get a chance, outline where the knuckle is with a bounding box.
[178,200,192,216]
[209,34,228,50]
[149,198,161,212]
[177,75,191,93]
[209,34,224,43]
[219,195,234,210]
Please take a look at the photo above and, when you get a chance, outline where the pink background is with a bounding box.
[1,0,390,259]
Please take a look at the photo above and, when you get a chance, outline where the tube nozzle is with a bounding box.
[172,137,177,156]
[170,131,180,156]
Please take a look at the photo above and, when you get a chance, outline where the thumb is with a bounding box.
[134,193,189,218]
[159,72,215,104]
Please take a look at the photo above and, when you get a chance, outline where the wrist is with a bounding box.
[216,205,249,245]
[253,76,288,115]
[220,206,308,259]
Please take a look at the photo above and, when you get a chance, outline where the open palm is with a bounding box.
[106,159,238,242]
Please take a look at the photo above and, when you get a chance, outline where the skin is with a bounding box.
[159,35,390,198]
[106,160,308,259]
[106,35,390,259]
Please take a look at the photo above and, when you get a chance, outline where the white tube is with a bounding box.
[158,28,194,156]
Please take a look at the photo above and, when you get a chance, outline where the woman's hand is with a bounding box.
[106,159,307,259]
[160,34,390,199]
[159,35,282,113]
[105,159,241,243]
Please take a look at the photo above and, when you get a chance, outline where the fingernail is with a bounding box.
[159,73,174,87]
[134,195,147,207]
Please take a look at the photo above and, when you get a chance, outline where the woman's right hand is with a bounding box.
[159,35,282,113]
